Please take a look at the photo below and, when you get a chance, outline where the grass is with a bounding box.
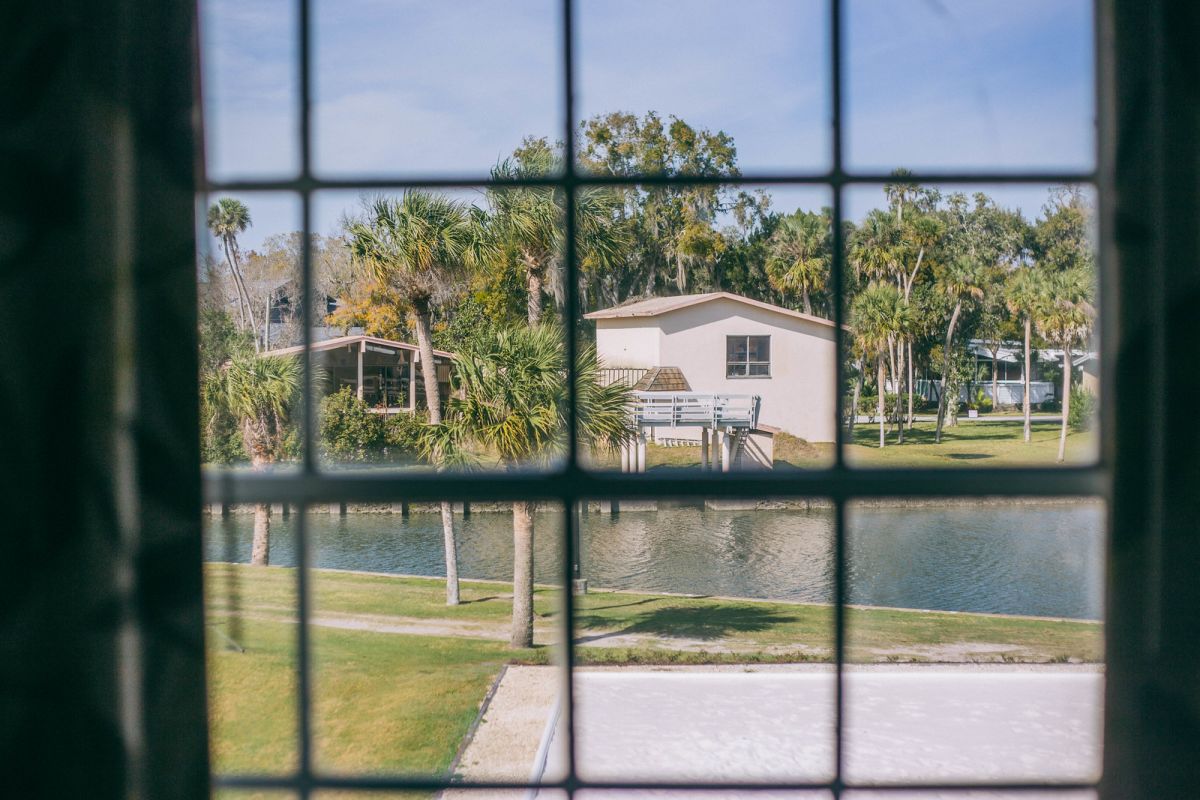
[591,420,1095,471]
[207,565,1101,784]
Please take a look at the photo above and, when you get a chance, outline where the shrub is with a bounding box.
[1069,385,1098,431]
[384,411,427,460]
[320,387,387,462]
[1040,398,1061,412]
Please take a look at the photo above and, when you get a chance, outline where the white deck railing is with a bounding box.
[631,392,760,429]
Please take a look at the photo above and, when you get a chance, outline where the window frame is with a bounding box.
[726,334,772,379]
[197,0,1124,797]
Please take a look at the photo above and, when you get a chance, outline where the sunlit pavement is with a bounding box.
[539,666,1101,800]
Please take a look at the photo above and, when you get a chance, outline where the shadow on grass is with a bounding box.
[849,421,1060,447]
[575,603,798,644]
[945,453,994,460]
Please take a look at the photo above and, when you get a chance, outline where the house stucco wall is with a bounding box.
[595,297,838,442]
[595,319,662,370]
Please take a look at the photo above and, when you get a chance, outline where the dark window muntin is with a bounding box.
[199,0,1110,796]
[726,334,771,378]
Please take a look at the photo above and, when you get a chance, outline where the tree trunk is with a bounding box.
[895,339,906,443]
[414,305,460,605]
[250,503,270,565]
[510,500,535,649]
[877,356,886,449]
[801,288,813,316]
[1023,317,1032,443]
[848,362,863,437]
[1058,346,1072,463]
[526,267,543,326]
[991,353,999,414]
[906,340,915,429]
[934,301,962,443]
[441,501,460,605]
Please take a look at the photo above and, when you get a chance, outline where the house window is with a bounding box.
[726,335,771,377]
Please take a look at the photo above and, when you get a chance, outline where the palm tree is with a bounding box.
[427,324,634,648]
[207,354,301,565]
[852,283,908,448]
[1005,267,1045,443]
[489,148,626,325]
[345,191,488,606]
[207,198,256,344]
[1037,269,1094,462]
[766,210,830,315]
[933,256,985,442]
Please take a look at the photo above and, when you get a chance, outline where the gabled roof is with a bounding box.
[584,292,838,329]
[264,334,454,360]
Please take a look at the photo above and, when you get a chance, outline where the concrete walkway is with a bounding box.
[523,666,1101,799]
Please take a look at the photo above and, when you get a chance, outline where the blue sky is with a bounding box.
[200,0,1094,253]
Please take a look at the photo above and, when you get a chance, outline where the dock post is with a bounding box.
[701,427,710,471]
[636,432,647,473]
[721,429,732,473]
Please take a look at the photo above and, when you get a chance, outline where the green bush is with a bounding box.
[384,411,427,459]
[1040,398,1062,412]
[1069,385,1098,431]
[320,387,388,462]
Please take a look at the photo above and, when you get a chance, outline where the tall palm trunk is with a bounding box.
[414,304,460,606]
[526,260,544,326]
[510,500,535,648]
[877,356,886,449]
[935,301,962,443]
[895,339,906,443]
[1022,317,1033,443]
[906,340,915,429]
[1057,346,1072,463]
[251,504,271,565]
[249,451,270,565]
[848,361,863,437]
[801,288,813,316]
[991,354,999,414]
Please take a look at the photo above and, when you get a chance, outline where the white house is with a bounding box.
[586,292,839,444]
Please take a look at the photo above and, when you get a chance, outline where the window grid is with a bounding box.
[203,0,1108,796]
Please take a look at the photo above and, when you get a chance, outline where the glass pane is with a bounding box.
[204,514,299,775]
[312,0,561,178]
[570,498,835,784]
[198,0,299,180]
[845,0,1095,172]
[198,193,305,476]
[308,500,568,782]
[312,187,568,474]
[577,0,830,173]
[581,184,836,470]
[841,183,1100,467]
[844,498,1105,782]
[846,793,1095,800]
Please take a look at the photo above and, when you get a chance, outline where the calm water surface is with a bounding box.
[205,503,1104,620]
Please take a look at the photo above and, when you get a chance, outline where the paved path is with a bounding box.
[531,667,1101,799]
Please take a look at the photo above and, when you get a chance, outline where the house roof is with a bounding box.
[632,366,692,392]
[967,339,1097,365]
[584,292,839,329]
[264,334,454,360]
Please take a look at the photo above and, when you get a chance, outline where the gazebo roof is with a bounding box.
[632,366,692,392]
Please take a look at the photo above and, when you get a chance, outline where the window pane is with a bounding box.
[198,193,305,477]
[580,184,836,470]
[844,498,1105,782]
[845,0,1095,172]
[198,0,299,180]
[312,187,567,474]
[571,497,835,784]
[312,0,561,178]
[203,513,299,775]
[307,500,567,782]
[841,183,1100,468]
[577,0,830,173]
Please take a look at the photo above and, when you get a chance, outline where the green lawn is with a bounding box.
[207,565,1101,783]
[591,420,1096,471]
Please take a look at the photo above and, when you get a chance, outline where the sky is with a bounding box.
[199,0,1095,254]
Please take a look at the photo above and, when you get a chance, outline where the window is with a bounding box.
[197,1,1113,798]
[726,335,771,377]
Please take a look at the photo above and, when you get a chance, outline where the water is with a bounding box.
[205,502,1104,620]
